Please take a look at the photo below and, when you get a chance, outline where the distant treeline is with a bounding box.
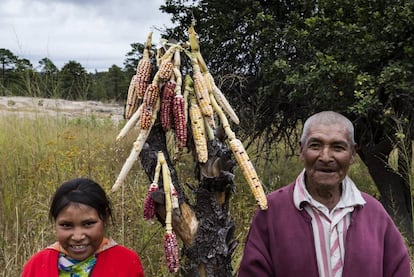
[0,45,145,102]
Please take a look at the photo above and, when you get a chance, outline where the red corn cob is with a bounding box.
[135,57,152,100]
[140,103,153,130]
[164,231,180,273]
[173,94,187,149]
[136,78,149,99]
[135,32,152,99]
[161,81,176,130]
[143,83,159,108]
[143,182,159,220]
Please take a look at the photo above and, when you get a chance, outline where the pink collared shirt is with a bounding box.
[293,170,366,277]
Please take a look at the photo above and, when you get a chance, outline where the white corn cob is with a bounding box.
[229,138,268,210]
[112,99,160,192]
[189,99,208,163]
[116,105,142,142]
[111,146,140,192]
[204,72,240,125]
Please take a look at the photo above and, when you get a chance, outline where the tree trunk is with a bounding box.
[357,139,413,245]
[139,123,238,276]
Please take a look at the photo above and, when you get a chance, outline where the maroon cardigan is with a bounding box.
[22,245,145,276]
[238,182,411,277]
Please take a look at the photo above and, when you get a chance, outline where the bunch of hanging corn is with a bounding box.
[114,26,268,208]
[112,24,270,274]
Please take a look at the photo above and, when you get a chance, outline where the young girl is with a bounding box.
[22,178,145,276]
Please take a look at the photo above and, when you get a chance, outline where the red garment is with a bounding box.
[22,245,145,277]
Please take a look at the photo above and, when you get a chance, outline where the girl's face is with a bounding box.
[55,202,105,260]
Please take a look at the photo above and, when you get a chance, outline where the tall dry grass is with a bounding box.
[0,109,412,276]
[0,111,168,276]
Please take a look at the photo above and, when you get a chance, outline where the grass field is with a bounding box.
[0,104,412,276]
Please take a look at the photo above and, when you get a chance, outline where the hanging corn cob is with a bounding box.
[157,44,179,81]
[229,138,268,210]
[204,72,240,125]
[192,69,213,119]
[140,82,160,130]
[116,104,142,142]
[135,58,152,98]
[191,57,215,129]
[172,50,187,150]
[139,106,153,130]
[111,146,140,192]
[158,60,174,81]
[210,93,268,210]
[134,97,160,152]
[143,83,160,108]
[143,154,162,220]
[125,32,153,119]
[136,33,153,89]
[184,73,214,145]
[143,182,159,220]
[173,94,186,150]
[159,151,180,273]
[125,75,138,119]
[160,81,176,131]
[164,230,179,273]
[189,94,208,163]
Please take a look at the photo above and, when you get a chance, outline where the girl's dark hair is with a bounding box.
[49,178,113,224]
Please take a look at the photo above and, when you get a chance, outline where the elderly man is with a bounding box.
[238,111,411,277]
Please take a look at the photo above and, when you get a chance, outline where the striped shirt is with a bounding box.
[293,170,366,277]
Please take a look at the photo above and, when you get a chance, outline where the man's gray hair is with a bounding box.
[300,111,356,145]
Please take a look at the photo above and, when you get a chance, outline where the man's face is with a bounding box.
[300,123,356,190]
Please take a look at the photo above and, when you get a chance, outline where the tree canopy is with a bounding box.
[160,0,414,241]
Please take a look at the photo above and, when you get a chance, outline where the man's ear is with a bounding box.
[299,141,304,160]
[350,144,357,164]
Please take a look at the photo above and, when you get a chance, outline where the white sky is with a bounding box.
[0,0,173,72]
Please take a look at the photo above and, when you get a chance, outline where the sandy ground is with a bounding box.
[0,96,125,123]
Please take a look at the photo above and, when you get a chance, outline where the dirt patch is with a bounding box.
[0,96,125,123]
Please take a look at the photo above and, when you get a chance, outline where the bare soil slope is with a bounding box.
[0,96,124,123]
